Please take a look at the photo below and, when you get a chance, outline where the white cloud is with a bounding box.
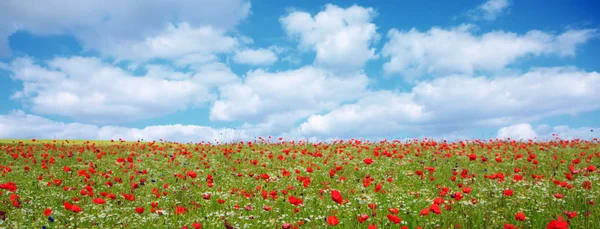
[0,110,250,143]
[467,0,511,21]
[382,25,597,77]
[109,23,239,62]
[497,123,537,140]
[210,66,369,134]
[296,67,600,138]
[281,4,379,72]
[0,0,251,57]
[297,91,424,137]
[233,48,278,65]
[7,56,239,124]
[498,123,597,140]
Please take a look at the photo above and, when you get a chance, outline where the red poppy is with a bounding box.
[503,189,514,197]
[515,212,526,221]
[192,222,202,229]
[363,158,374,165]
[386,214,401,224]
[564,211,577,219]
[327,216,339,226]
[44,208,52,217]
[357,214,369,223]
[63,202,73,210]
[583,181,592,190]
[92,198,106,205]
[71,205,82,213]
[430,204,441,214]
[331,190,343,204]
[122,193,136,201]
[175,206,187,215]
[135,207,144,214]
[553,193,564,199]
[187,170,197,179]
[547,216,569,229]
[288,196,303,206]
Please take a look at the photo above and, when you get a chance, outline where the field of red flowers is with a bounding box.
[0,137,599,228]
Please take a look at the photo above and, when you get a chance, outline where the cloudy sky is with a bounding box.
[0,0,599,142]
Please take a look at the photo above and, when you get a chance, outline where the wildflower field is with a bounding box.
[1,138,599,229]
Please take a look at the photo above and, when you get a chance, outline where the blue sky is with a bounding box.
[0,0,599,142]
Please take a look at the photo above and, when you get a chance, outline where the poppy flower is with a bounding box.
[387,214,401,224]
[515,212,526,221]
[331,190,343,204]
[430,204,441,214]
[363,158,374,165]
[44,208,52,217]
[288,196,303,206]
[583,181,592,190]
[122,193,136,201]
[63,202,73,211]
[564,211,577,219]
[357,214,369,223]
[92,198,106,205]
[503,189,514,197]
[135,207,144,214]
[71,205,82,213]
[553,193,564,199]
[547,216,569,229]
[187,170,197,179]
[327,216,339,226]
[192,222,202,229]
[175,206,187,215]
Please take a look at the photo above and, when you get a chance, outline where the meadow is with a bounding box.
[0,137,599,228]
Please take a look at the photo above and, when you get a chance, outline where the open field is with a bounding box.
[1,138,599,228]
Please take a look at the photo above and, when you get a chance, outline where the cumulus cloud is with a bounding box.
[296,67,600,138]
[0,0,251,57]
[467,0,511,21]
[497,123,597,140]
[210,66,369,134]
[382,25,597,77]
[281,4,379,72]
[0,110,249,143]
[497,123,537,140]
[233,48,278,65]
[7,56,239,124]
[108,23,239,62]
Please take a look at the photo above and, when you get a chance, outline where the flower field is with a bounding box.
[1,138,599,229]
